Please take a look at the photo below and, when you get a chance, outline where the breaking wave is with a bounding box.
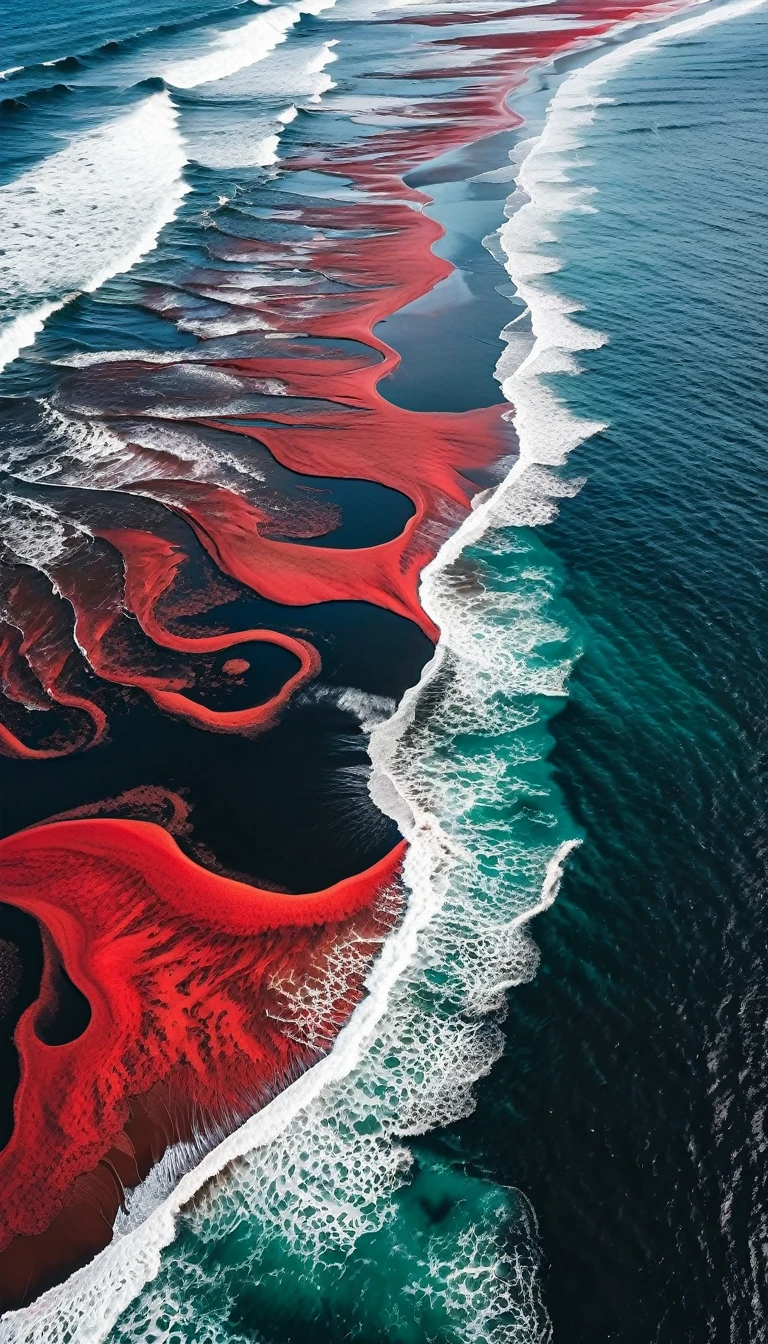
[163,0,337,88]
[0,2,340,371]
[0,92,188,374]
[0,2,273,85]
[183,38,338,167]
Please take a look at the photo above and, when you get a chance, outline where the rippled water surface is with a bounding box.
[453,11,768,1344]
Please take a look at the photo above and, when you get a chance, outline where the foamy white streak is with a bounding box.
[495,0,768,499]
[164,0,337,87]
[4,2,764,1341]
[0,94,188,375]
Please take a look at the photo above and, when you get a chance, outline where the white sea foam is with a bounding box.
[186,121,282,169]
[4,2,764,1342]
[8,407,269,495]
[164,0,338,88]
[176,311,279,336]
[0,11,340,365]
[0,93,188,375]
[184,40,338,167]
[0,494,73,570]
[301,682,398,732]
[52,349,200,367]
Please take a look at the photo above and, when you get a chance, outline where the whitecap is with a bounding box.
[183,39,338,167]
[0,93,188,375]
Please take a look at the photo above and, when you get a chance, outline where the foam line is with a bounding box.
[163,0,338,88]
[0,93,188,375]
[0,11,341,367]
[494,0,768,498]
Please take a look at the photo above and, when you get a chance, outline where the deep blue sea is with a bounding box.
[455,9,768,1344]
[0,0,766,1341]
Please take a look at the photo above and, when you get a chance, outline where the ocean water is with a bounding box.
[0,0,766,1340]
[456,8,768,1344]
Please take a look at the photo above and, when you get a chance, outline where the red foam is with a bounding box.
[0,819,404,1249]
[222,657,250,675]
[0,570,107,759]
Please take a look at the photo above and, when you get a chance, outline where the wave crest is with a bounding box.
[0,93,188,374]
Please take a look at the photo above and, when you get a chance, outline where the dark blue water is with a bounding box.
[451,9,768,1344]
